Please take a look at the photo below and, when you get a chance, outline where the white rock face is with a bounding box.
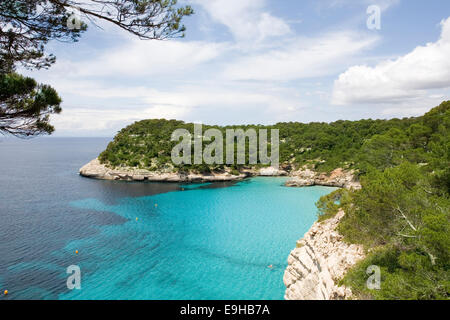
[284,209,365,300]
[285,168,361,190]
[79,158,247,182]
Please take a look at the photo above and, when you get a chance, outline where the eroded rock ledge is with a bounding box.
[285,167,361,190]
[79,159,360,189]
[79,158,289,182]
[284,209,365,300]
[79,158,244,182]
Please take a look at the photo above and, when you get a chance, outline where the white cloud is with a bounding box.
[49,105,190,136]
[52,29,377,83]
[332,17,450,105]
[51,39,227,78]
[22,0,448,136]
[48,81,305,135]
[31,24,381,136]
[192,0,291,42]
[322,0,400,11]
[223,31,378,81]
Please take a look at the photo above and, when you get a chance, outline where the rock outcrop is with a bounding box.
[285,167,361,190]
[79,158,359,187]
[283,209,365,300]
[79,159,294,182]
[79,158,248,182]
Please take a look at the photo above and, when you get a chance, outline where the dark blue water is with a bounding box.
[0,138,335,300]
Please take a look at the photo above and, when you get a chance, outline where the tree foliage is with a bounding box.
[0,0,193,136]
[315,101,450,299]
[0,72,62,136]
[99,102,448,173]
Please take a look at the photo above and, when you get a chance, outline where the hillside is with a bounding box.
[98,105,433,174]
[315,101,449,299]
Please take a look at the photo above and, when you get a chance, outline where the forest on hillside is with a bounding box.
[316,101,449,299]
[100,101,448,180]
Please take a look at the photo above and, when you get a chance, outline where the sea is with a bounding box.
[0,137,335,300]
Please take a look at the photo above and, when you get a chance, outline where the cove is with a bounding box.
[58,177,336,300]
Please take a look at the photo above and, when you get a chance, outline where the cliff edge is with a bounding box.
[79,158,289,182]
[79,158,251,182]
[285,167,361,190]
[283,209,365,300]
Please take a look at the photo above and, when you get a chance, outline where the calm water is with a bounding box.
[0,138,335,300]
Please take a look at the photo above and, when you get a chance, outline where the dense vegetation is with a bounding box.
[100,121,283,173]
[99,106,424,173]
[101,101,449,300]
[316,101,449,300]
[1,0,193,136]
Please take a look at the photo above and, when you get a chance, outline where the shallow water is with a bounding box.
[0,138,335,299]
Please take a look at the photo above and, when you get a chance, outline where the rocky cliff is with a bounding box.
[79,158,250,182]
[283,209,365,300]
[285,167,361,190]
[79,158,360,189]
[79,159,290,182]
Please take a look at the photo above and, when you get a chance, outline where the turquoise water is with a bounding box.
[0,138,335,300]
[57,177,335,300]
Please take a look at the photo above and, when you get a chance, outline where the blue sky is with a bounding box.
[22,0,450,136]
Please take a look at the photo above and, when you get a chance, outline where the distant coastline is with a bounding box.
[79,158,361,189]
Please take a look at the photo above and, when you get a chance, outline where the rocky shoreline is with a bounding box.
[283,168,363,300]
[285,167,361,190]
[79,158,292,182]
[79,159,361,189]
[79,159,247,182]
[284,209,365,300]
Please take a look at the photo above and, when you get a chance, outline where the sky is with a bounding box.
[21,0,450,137]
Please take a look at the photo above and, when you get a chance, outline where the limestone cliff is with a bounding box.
[79,158,250,182]
[283,209,365,300]
[80,157,358,189]
[285,167,361,190]
[79,159,290,182]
